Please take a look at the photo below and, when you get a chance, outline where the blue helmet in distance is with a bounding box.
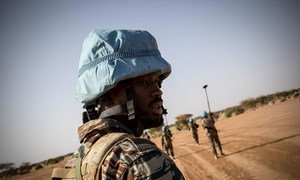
[201,111,208,118]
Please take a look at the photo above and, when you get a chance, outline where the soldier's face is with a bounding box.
[128,73,164,129]
[106,73,164,129]
[130,73,164,118]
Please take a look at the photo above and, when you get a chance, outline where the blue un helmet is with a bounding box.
[76,29,171,104]
[201,111,208,118]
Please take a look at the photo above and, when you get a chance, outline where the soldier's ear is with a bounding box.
[98,93,113,104]
[97,93,114,113]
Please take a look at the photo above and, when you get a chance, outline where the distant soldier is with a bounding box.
[188,118,200,144]
[201,111,225,159]
[161,125,175,159]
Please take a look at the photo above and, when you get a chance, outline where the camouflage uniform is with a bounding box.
[141,132,151,140]
[161,127,175,159]
[55,118,184,179]
[201,117,224,158]
[188,119,199,144]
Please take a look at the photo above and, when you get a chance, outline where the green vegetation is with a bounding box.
[219,88,299,118]
[0,163,17,178]
[148,124,177,138]
[222,106,245,118]
[18,162,32,175]
[0,153,72,178]
[35,164,43,170]
[174,114,191,130]
[42,155,65,165]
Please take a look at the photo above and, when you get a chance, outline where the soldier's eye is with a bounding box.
[140,81,148,85]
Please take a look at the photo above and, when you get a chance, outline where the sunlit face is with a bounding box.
[103,73,164,130]
[130,73,163,118]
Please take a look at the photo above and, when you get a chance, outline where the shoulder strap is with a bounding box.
[75,146,84,180]
[51,146,84,180]
[80,132,130,179]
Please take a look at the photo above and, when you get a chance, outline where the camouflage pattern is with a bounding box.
[58,118,184,179]
[141,132,151,140]
[161,127,175,158]
[201,117,224,157]
[188,120,199,144]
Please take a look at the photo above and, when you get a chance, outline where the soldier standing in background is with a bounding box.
[51,29,184,179]
[188,117,200,144]
[201,111,225,159]
[161,125,175,159]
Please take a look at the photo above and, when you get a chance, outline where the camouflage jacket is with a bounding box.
[63,118,184,180]
[201,117,217,133]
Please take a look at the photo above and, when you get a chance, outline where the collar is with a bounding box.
[77,118,133,143]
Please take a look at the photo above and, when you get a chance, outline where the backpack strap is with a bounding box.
[51,168,75,179]
[75,146,84,180]
[80,132,130,179]
[51,145,85,180]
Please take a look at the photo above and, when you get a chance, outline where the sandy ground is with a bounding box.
[152,98,300,180]
[7,98,300,180]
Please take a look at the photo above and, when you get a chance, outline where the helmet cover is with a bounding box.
[75,29,171,103]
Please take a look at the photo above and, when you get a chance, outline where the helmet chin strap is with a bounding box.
[96,81,136,120]
[124,83,136,120]
[99,103,128,119]
[98,81,163,137]
[97,100,144,136]
[124,82,147,136]
[97,81,143,136]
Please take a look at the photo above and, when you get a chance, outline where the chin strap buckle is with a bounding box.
[127,99,135,120]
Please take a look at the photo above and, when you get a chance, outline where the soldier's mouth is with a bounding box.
[150,101,163,115]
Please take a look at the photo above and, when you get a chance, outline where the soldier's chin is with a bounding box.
[138,114,163,129]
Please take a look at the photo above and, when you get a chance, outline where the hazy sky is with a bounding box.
[0,0,299,165]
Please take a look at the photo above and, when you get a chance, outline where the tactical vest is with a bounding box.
[51,132,131,180]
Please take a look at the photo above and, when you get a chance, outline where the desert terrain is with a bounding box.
[8,98,300,180]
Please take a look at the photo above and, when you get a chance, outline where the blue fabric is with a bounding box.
[75,29,171,103]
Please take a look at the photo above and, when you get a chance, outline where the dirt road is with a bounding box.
[152,99,300,179]
[8,98,300,180]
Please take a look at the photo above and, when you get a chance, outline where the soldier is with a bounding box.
[161,125,175,159]
[201,111,225,159]
[188,118,199,144]
[51,29,184,179]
